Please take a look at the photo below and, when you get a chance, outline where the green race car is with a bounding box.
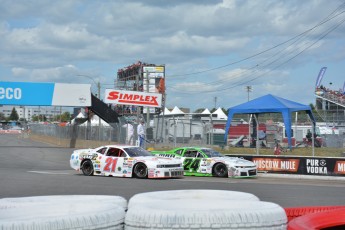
[151,147,257,178]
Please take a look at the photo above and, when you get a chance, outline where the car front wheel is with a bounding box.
[212,163,228,177]
[133,163,148,179]
[81,160,94,176]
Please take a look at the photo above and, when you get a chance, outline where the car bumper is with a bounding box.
[230,167,257,178]
[148,167,184,178]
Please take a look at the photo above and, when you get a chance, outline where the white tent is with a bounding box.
[70,112,86,125]
[76,111,86,118]
[212,107,228,120]
[201,108,211,114]
[160,107,171,116]
[170,106,185,115]
[80,115,110,126]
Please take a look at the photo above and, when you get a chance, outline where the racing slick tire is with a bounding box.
[0,195,126,230]
[212,163,228,177]
[133,162,148,179]
[128,190,259,209]
[81,159,94,176]
[125,199,287,229]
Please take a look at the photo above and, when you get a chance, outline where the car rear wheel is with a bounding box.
[81,160,94,176]
[133,163,148,179]
[212,163,228,177]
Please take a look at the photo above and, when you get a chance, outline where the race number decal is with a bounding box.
[183,158,201,172]
[104,158,118,172]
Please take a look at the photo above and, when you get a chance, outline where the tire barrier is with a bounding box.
[0,192,288,230]
[0,195,126,230]
[126,190,287,230]
[287,208,345,230]
[284,205,345,222]
[127,189,260,209]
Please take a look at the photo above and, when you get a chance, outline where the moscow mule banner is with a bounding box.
[227,155,345,177]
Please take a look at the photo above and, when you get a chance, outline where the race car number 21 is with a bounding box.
[103,158,118,172]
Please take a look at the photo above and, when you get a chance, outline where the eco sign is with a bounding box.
[0,87,22,100]
[0,81,91,106]
[104,89,162,107]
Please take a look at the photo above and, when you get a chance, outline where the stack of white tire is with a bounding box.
[0,195,126,230]
[126,190,287,229]
[0,191,287,230]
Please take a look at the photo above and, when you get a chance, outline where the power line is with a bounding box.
[210,16,345,93]
[168,5,345,94]
[168,3,345,79]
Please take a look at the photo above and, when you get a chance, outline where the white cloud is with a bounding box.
[0,0,344,110]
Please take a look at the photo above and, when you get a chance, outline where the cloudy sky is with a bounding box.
[1,0,345,111]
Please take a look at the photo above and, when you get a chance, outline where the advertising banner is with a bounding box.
[142,66,165,94]
[315,67,327,88]
[143,66,165,73]
[228,155,345,177]
[0,81,91,106]
[104,89,162,107]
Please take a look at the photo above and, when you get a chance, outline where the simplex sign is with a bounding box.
[0,81,91,106]
[104,89,162,107]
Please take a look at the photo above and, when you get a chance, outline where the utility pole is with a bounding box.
[135,68,140,125]
[246,86,252,101]
[246,86,252,147]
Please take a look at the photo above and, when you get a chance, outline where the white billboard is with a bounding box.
[0,81,91,106]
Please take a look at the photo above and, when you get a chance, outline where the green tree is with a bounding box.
[194,108,206,113]
[39,115,47,122]
[33,114,47,122]
[222,108,228,116]
[0,112,5,121]
[59,112,71,122]
[9,107,19,121]
[32,115,39,122]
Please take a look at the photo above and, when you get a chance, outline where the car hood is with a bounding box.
[213,157,256,167]
[72,149,94,156]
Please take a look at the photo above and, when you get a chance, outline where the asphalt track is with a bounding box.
[1,134,344,208]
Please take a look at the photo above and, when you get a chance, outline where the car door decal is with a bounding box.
[103,157,118,172]
[183,158,201,172]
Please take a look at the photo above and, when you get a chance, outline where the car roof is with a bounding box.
[99,145,139,149]
[179,147,211,150]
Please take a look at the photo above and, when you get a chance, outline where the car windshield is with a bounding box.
[201,148,224,157]
[124,147,153,157]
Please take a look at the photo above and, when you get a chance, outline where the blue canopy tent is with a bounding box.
[224,94,316,151]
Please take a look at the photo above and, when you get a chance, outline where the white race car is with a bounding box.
[70,145,184,179]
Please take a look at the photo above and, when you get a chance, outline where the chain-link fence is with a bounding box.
[321,134,345,148]
[28,117,345,149]
[28,116,223,148]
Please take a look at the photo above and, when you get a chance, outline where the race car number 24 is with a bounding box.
[183,158,201,171]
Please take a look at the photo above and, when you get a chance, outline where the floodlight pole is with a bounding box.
[246,86,252,148]
[146,70,150,127]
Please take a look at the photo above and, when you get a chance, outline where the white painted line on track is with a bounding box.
[171,178,241,183]
[28,171,70,175]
